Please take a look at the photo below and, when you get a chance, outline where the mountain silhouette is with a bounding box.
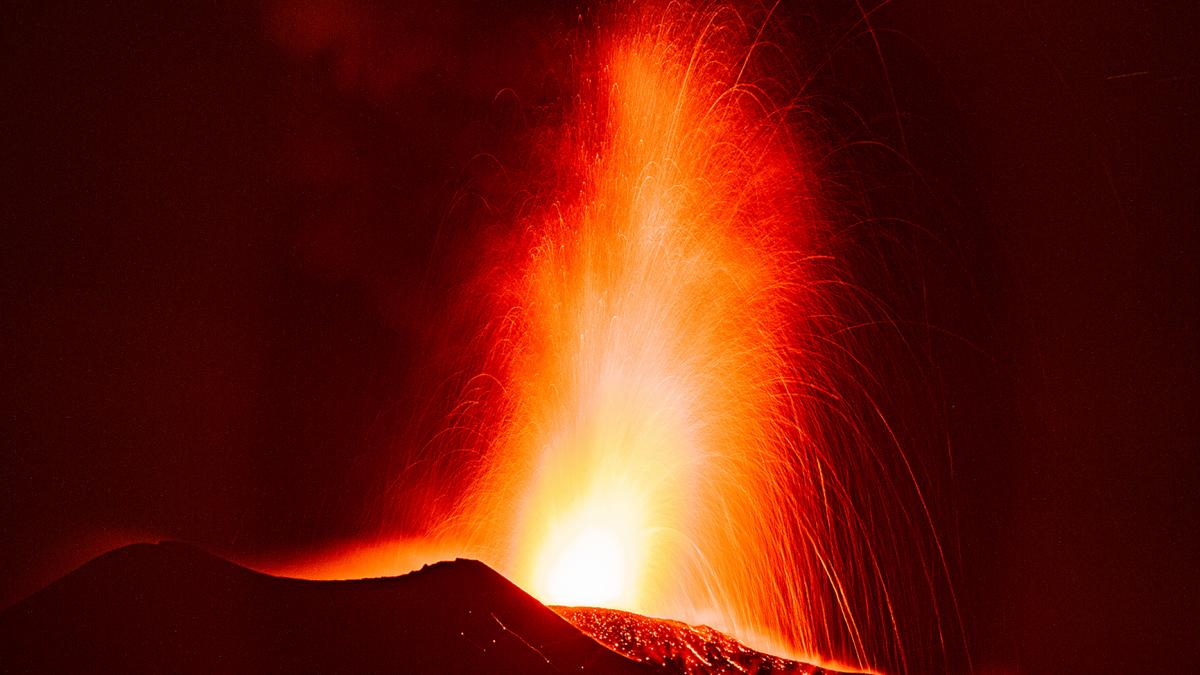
[1,541,855,674]
[0,541,648,673]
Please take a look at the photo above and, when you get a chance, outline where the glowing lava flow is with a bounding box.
[447,3,952,672]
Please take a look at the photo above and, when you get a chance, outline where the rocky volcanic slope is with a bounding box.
[1,542,854,674]
[0,542,646,674]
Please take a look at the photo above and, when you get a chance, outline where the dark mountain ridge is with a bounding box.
[1,542,855,674]
[0,541,648,673]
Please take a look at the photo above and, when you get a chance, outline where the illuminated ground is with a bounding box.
[558,606,858,675]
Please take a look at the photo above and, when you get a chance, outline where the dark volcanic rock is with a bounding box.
[0,542,648,674]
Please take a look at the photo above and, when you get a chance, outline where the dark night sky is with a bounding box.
[2,1,1196,672]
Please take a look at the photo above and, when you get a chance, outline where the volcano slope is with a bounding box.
[0,542,855,674]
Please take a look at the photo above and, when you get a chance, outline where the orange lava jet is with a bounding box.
[440,2,955,672]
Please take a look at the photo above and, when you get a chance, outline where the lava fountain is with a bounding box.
[437,2,955,672]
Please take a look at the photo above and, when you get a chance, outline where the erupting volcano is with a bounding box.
[2,1,959,673]
[7,0,1186,670]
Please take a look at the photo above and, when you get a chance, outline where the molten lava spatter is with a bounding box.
[556,606,864,675]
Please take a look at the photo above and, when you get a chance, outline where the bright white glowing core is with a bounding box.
[542,526,627,606]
